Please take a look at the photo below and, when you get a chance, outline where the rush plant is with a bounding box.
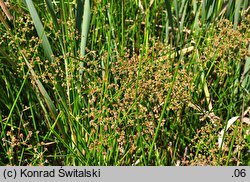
[0,0,249,165]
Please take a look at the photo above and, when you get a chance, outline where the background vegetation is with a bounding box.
[0,0,250,165]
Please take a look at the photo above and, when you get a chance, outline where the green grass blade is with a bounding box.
[225,0,234,20]
[173,0,179,29]
[75,0,84,34]
[234,0,242,29]
[148,57,181,162]
[165,0,175,46]
[44,0,59,31]
[1,70,28,138]
[25,0,54,62]
[179,1,187,32]
[241,44,250,91]
[79,0,91,81]
[21,53,56,119]
[0,12,11,30]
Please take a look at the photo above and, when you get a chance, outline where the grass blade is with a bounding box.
[165,0,175,46]
[25,0,54,62]
[1,70,28,137]
[234,0,242,29]
[44,0,59,31]
[241,44,250,91]
[75,0,84,34]
[79,0,91,81]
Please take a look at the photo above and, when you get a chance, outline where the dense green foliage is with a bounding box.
[0,0,250,165]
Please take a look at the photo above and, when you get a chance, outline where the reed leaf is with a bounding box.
[79,0,91,81]
[25,0,54,62]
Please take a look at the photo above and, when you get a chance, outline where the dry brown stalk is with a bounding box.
[0,0,13,20]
